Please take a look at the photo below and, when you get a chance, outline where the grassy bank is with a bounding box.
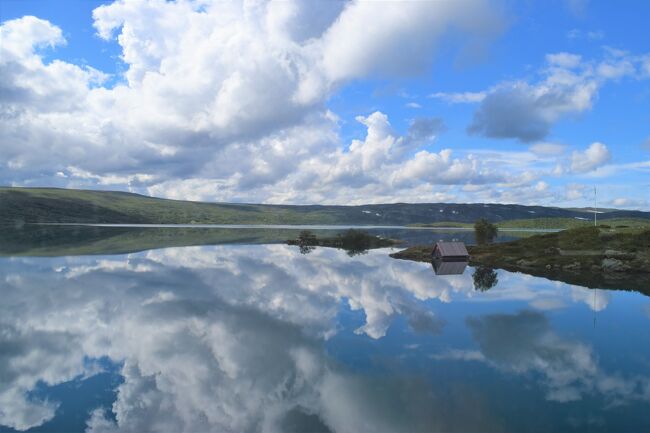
[0,187,338,225]
[3,187,649,226]
[410,217,650,230]
[391,226,650,294]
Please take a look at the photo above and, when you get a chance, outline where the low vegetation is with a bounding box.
[3,187,649,226]
[411,217,650,230]
[471,226,650,293]
[0,187,339,225]
[391,226,650,294]
[474,218,498,245]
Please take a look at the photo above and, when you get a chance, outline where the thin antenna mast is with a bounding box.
[594,186,597,227]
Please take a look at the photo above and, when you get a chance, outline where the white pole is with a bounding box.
[594,186,597,227]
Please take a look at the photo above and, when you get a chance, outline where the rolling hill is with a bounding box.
[2,186,649,226]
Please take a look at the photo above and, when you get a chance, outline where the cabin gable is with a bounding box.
[431,241,469,260]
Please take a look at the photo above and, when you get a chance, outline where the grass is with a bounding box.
[3,186,649,226]
[499,217,650,230]
[0,187,339,225]
[392,225,650,293]
[468,226,648,262]
[467,226,650,293]
[412,217,650,230]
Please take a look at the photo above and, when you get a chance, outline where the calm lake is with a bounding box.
[1,226,649,432]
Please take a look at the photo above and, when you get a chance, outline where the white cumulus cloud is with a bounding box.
[0,0,507,203]
[570,142,611,173]
[466,50,648,142]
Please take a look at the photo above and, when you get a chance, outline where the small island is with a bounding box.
[391,225,650,294]
[288,229,399,255]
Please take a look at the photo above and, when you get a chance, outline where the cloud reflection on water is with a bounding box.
[0,245,646,432]
[466,310,650,404]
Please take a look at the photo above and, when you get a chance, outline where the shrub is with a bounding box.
[338,229,373,256]
[474,219,498,245]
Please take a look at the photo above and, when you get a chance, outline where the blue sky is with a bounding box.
[1,0,649,208]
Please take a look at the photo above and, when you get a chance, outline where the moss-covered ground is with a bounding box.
[391,226,650,294]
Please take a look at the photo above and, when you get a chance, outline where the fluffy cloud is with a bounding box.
[569,142,611,173]
[0,16,107,111]
[148,111,501,204]
[0,0,504,204]
[468,75,598,142]
[310,0,502,91]
[467,51,648,142]
[2,3,647,208]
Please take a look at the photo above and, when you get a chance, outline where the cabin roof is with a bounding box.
[434,241,469,257]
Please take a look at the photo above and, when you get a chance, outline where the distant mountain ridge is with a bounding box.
[2,187,649,225]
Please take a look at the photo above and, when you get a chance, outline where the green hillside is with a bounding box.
[496,217,650,230]
[0,187,337,225]
[2,187,649,226]
[411,217,650,230]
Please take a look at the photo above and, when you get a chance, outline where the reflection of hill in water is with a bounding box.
[4,226,646,297]
[0,225,293,256]
[0,225,521,257]
[2,245,649,432]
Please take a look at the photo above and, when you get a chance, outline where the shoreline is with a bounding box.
[390,227,650,294]
[13,222,561,232]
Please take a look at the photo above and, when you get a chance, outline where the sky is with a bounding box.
[0,0,649,209]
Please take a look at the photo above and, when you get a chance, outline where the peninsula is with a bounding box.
[391,225,650,294]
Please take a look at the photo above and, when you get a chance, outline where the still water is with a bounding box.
[1,227,649,432]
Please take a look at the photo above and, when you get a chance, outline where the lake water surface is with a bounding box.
[1,227,649,432]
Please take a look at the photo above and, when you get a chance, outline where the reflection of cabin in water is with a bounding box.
[432,241,469,261]
[432,258,468,275]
